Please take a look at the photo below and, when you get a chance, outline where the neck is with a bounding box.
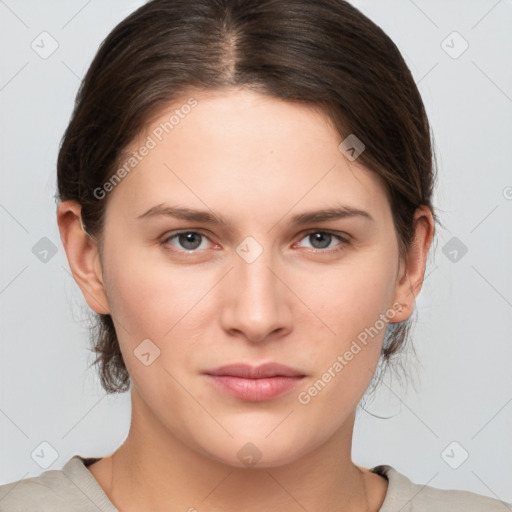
[102,389,374,512]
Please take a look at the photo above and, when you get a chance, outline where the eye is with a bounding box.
[296,230,349,252]
[162,231,213,252]
[161,229,350,254]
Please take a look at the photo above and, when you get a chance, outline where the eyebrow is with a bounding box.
[136,203,374,228]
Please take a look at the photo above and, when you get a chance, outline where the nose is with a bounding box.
[219,242,293,343]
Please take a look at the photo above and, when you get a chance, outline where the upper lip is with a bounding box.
[204,363,305,378]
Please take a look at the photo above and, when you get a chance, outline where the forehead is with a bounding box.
[105,88,390,224]
[137,87,339,157]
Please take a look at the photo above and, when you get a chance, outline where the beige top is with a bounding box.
[0,456,508,511]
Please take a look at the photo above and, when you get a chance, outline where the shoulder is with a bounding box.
[373,464,510,512]
[0,456,117,512]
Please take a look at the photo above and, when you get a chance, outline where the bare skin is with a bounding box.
[86,419,389,511]
[58,87,433,511]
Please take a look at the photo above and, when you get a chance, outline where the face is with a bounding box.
[81,88,417,467]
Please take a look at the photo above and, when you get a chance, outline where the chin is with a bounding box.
[196,431,319,470]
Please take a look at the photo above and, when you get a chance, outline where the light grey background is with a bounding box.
[1,0,511,504]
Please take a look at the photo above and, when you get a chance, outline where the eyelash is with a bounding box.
[161,229,350,255]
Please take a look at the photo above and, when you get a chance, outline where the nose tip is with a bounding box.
[245,325,285,344]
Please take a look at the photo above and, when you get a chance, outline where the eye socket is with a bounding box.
[161,229,350,254]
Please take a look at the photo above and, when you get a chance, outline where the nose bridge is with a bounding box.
[234,235,280,306]
[221,235,289,341]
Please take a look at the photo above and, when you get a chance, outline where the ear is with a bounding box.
[389,205,434,323]
[57,200,110,315]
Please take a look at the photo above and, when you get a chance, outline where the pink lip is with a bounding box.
[203,363,306,401]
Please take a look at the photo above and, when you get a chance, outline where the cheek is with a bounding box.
[297,250,398,342]
[290,249,398,404]
[103,241,210,337]
[101,244,219,385]
[102,254,203,414]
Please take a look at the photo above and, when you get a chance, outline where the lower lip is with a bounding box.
[205,375,305,401]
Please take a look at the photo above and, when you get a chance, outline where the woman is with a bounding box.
[0,0,507,510]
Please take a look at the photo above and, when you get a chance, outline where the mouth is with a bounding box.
[203,363,306,402]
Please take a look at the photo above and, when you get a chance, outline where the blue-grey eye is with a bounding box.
[176,232,203,250]
[308,232,333,249]
[300,231,344,250]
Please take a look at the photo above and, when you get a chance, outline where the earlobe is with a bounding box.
[57,200,110,315]
[389,205,434,323]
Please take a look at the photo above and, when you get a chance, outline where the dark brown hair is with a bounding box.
[57,0,437,394]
